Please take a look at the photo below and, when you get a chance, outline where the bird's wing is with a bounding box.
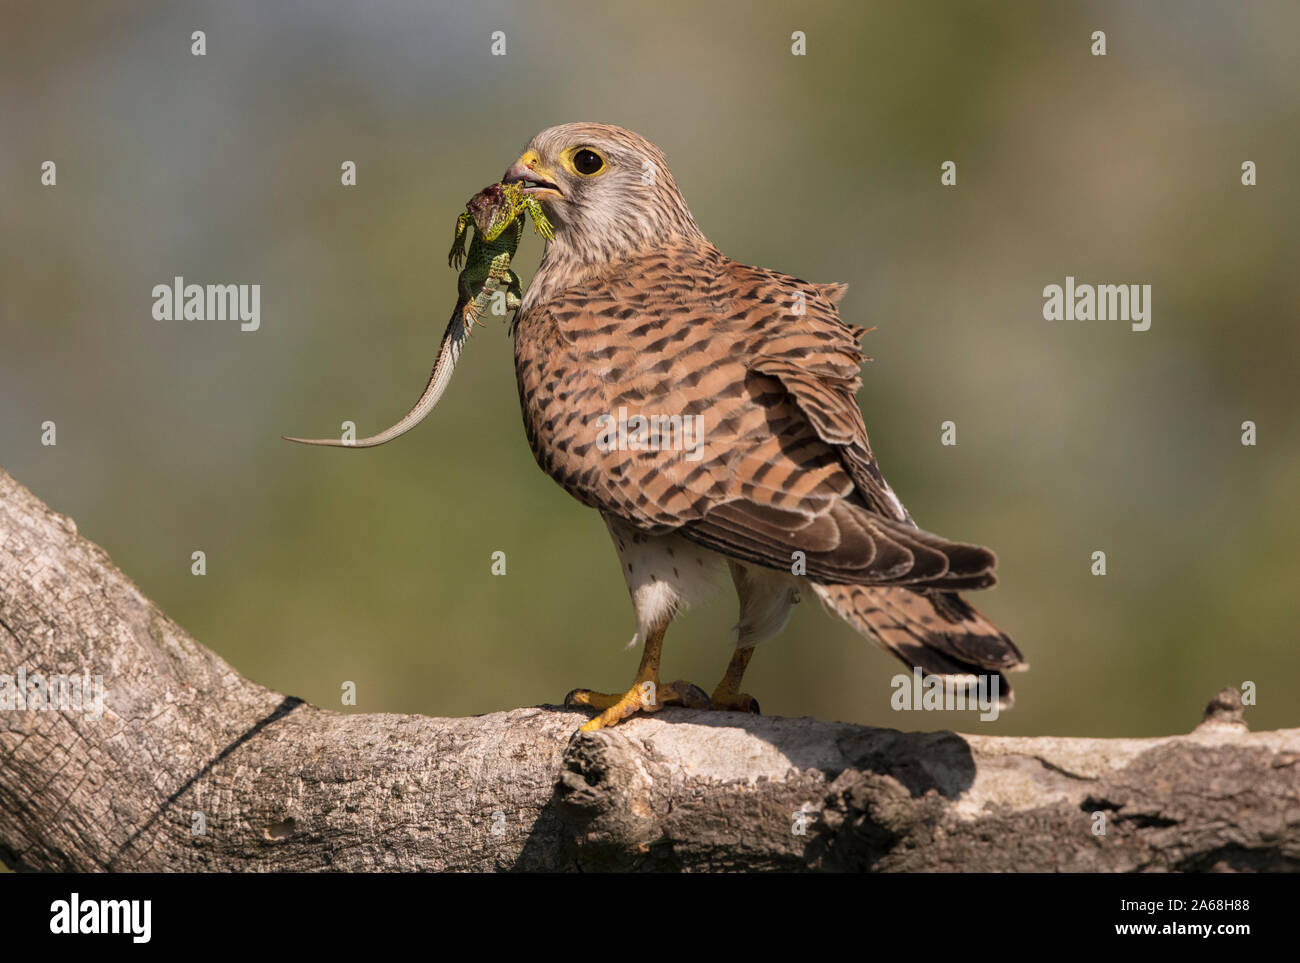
[512,242,996,588]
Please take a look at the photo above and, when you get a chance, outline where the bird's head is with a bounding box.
[503,123,703,274]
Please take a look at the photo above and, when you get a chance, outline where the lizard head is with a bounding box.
[465,182,514,238]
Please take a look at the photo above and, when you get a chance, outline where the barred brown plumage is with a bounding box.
[505,123,1025,730]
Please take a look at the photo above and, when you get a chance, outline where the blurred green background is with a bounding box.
[2,0,1297,759]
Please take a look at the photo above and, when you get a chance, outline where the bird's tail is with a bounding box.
[812,583,1026,706]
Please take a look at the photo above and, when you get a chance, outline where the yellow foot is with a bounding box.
[710,690,761,714]
[565,680,711,732]
[710,645,760,714]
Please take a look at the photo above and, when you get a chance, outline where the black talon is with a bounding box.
[666,681,712,710]
[562,688,588,708]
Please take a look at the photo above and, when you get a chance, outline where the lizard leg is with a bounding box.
[504,270,524,313]
[523,199,554,241]
[460,273,496,329]
[447,215,471,269]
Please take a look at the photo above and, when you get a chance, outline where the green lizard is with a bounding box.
[285,181,553,448]
[448,180,554,326]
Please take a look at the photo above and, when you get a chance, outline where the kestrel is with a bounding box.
[502,123,1025,731]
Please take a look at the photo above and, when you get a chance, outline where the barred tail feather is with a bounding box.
[813,583,1026,706]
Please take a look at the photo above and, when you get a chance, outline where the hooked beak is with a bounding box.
[503,150,563,200]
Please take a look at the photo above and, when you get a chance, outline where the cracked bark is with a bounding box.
[1,466,1297,872]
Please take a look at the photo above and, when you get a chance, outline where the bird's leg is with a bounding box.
[710,645,761,714]
[565,626,710,731]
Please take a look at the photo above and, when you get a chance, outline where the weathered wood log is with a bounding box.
[1,467,1296,872]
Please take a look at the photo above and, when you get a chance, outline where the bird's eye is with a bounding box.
[572,148,605,176]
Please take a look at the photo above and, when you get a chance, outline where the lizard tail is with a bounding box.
[283,308,469,449]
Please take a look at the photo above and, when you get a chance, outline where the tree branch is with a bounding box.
[1,466,1296,872]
